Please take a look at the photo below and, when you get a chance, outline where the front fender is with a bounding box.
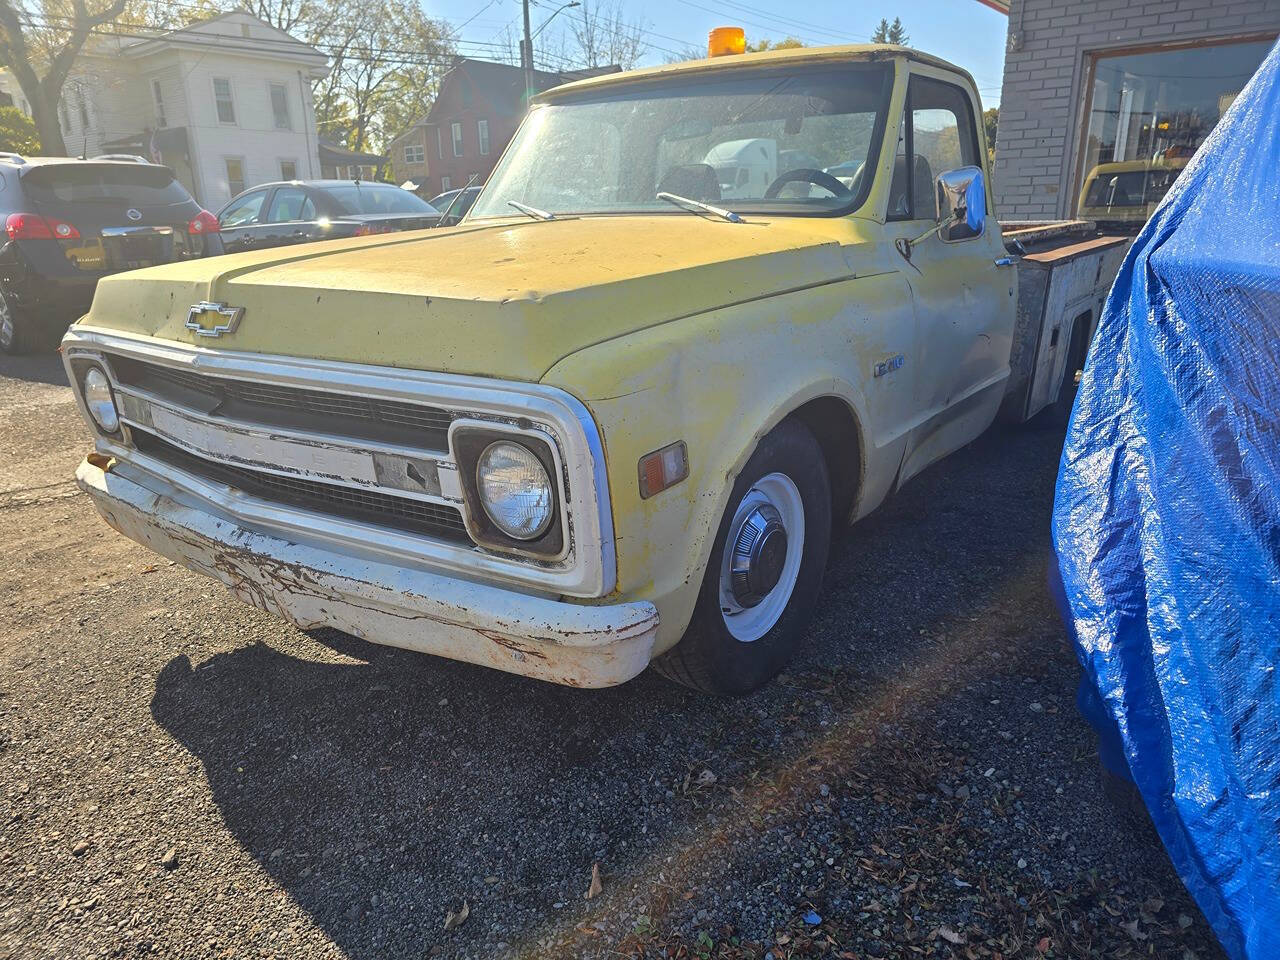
[542,271,913,652]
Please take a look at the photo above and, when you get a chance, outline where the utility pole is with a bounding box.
[521,0,534,107]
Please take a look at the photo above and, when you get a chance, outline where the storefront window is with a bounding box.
[1076,37,1273,226]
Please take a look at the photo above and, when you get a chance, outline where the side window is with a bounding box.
[219,190,267,227]
[266,187,315,223]
[888,76,981,225]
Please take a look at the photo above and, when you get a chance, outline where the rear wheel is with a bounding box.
[653,418,832,695]
[0,287,54,355]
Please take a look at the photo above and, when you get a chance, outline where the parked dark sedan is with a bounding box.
[216,180,441,254]
[428,186,482,226]
[0,155,223,353]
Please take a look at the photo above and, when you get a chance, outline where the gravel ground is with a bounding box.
[0,350,1225,960]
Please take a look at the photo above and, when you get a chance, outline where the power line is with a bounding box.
[688,0,867,43]
[13,10,571,70]
[670,0,853,46]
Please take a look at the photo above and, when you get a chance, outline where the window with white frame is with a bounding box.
[441,175,452,191]
[225,157,246,196]
[151,79,166,127]
[477,119,490,156]
[437,127,444,159]
[269,82,291,130]
[404,143,425,164]
[213,77,236,124]
[451,121,463,157]
[280,158,298,180]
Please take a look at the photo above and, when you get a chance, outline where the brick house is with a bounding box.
[388,58,618,198]
[988,0,1279,221]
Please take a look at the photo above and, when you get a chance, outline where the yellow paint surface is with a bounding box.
[75,48,1017,658]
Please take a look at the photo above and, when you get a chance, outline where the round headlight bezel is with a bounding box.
[81,365,120,434]
[451,425,565,558]
[475,439,555,541]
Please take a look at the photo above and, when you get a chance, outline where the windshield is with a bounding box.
[469,64,892,219]
[326,184,438,216]
[1083,168,1182,209]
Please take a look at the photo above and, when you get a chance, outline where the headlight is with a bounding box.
[82,366,120,433]
[476,440,553,540]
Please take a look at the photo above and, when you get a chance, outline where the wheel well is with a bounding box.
[787,396,862,526]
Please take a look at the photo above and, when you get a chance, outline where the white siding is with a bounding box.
[180,50,321,206]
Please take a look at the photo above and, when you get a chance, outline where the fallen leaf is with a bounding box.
[936,925,965,945]
[1035,937,1051,954]
[443,900,469,931]
[697,769,717,787]
[585,862,602,900]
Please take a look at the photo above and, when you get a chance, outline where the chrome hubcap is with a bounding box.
[719,472,805,643]
[729,503,788,607]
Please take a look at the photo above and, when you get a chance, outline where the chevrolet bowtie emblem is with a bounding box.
[185,301,244,338]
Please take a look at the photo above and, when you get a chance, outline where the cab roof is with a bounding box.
[535,43,975,103]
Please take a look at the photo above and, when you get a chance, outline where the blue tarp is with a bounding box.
[1052,38,1280,960]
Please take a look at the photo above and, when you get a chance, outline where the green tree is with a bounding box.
[747,36,803,52]
[0,105,38,152]
[870,17,908,45]
[983,106,998,164]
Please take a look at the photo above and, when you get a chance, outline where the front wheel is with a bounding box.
[653,418,832,695]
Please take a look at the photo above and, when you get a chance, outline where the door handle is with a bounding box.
[994,256,1017,267]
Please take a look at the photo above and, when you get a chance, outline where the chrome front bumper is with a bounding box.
[77,456,659,688]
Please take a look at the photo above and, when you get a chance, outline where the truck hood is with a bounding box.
[80,215,861,382]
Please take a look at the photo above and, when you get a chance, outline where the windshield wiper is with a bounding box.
[656,192,743,223]
[507,199,556,221]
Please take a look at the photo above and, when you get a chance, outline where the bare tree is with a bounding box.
[0,0,131,155]
[568,0,646,70]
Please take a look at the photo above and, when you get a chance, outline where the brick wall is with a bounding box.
[994,0,1280,220]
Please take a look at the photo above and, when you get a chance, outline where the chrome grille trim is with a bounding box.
[63,326,617,598]
[133,431,472,544]
[108,354,454,451]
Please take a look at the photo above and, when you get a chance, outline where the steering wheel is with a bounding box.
[764,168,852,199]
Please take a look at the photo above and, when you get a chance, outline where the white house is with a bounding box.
[16,12,328,207]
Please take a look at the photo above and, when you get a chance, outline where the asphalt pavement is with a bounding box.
[0,350,1224,959]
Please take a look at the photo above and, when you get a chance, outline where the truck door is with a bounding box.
[883,72,1016,483]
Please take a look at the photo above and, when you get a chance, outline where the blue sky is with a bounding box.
[424,0,1010,107]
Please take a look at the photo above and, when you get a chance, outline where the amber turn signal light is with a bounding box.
[638,441,689,499]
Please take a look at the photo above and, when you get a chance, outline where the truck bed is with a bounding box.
[998,220,1131,423]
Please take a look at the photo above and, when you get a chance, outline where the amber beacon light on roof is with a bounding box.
[707,26,746,57]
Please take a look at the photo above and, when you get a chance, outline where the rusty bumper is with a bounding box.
[76,456,659,687]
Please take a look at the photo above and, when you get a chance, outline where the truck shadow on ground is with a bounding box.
[148,422,1215,959]
[0,349,68,387]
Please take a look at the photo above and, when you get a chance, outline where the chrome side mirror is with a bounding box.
[935,165,986,241]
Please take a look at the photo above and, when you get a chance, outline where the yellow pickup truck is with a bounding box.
[63,39,1128,693]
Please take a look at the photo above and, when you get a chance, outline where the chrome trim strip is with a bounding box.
[113,388,462,506]
[63,327,617,598]
[101,225,175,237]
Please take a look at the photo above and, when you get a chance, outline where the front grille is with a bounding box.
[109,355,454,450]
[133,430,473,546]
